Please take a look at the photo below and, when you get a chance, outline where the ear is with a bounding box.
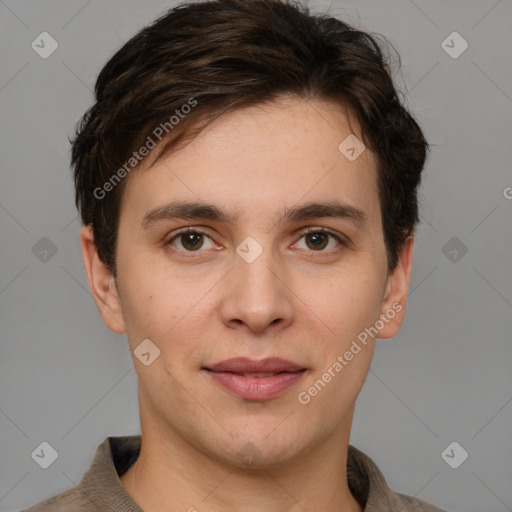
[80,224,125,334]
[377,236,414,339]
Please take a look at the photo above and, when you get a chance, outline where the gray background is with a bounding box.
[1,0,511,511]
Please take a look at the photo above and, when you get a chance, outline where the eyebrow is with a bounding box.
[141,200,368,230]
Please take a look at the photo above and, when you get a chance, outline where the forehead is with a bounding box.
[119,96,381,228]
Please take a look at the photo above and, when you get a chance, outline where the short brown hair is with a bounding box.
[72,0,429,277]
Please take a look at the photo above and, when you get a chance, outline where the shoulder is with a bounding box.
[20,435,141,512]
[20,487,85,512]
[392,491,449,511]
[347,444,449,512]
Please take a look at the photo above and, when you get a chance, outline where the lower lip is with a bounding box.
[204,370,307,400]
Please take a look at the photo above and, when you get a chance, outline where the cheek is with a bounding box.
[297,344,375,426]
[116,254,189,341]
[299,263,385,338]
[296,275,380,414]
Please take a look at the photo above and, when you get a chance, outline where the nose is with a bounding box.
[219,241,294,334]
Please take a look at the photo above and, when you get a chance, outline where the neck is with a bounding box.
[120,423,363,512]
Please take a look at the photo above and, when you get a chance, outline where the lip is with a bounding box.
[206,357,304,373]
[203,357,307,400]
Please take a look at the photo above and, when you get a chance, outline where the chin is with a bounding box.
[209,422,311,469]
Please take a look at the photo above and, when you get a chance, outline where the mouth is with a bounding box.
[202,357,307,400]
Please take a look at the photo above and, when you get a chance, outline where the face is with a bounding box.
[81,95,413,468]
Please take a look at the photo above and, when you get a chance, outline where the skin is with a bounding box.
[81,94,414,512]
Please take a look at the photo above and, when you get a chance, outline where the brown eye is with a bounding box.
[166,229,215,252]
[295,229,343,253]
[304,232,329,250]
[180,232,204,251]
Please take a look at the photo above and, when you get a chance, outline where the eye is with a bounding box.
[165,227,345,254]
[166,228,216,252]
[294,228,344,252]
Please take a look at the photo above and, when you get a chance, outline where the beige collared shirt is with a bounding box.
[22,436,448,511]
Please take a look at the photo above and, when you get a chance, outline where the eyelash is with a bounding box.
[165,227,346,255]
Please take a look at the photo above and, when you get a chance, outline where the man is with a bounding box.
[23,0,447,510]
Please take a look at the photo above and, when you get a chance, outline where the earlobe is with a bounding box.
[80,225,126,334]
[378,236,415,339]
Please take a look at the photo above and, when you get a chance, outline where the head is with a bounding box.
[75,0,428,468]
